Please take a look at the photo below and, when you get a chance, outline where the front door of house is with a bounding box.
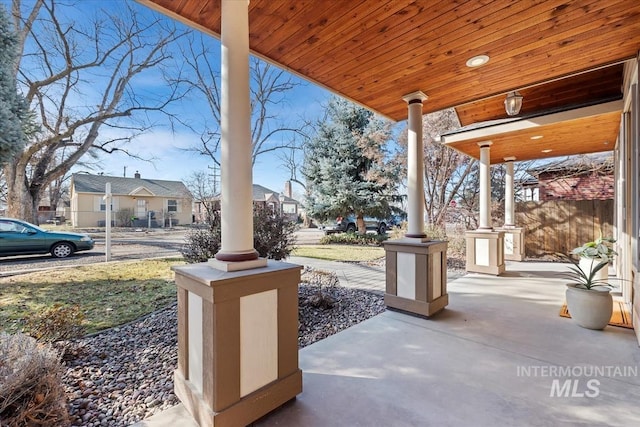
[136,199,147,219]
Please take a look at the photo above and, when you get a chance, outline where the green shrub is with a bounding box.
[320,232,387,246]
[116,207,134,227]
[253,208,297,260]
[181,211,222,263]
[181,209,296,263]
[26,304,86,343]
[0,333,70,426]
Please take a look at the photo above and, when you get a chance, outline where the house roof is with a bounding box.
[71,173,191,198]
[252,184,298,204]
[214,184,299,204]
[526,153,614,177]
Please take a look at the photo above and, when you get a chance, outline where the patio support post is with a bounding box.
[465,141,505,275]
[504,157,515,227]
[171,2,302,426]
[211,0,264,270]
[479,142,492,230]
[498,157,526,261]
[383,91,449,317]
[402,91,428,239]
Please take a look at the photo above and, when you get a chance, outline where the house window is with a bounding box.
[282,203,296,214]
[95,196,118,212]
[167,199,178,212]
[100,201,113,211]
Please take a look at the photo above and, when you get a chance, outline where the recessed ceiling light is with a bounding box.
[541,149,553,153]
[466,55,490,68]
[530,135,544,140]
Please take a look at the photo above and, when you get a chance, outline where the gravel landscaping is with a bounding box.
[63,267,385,426]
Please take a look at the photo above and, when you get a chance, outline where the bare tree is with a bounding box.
[4,0,188,222]
[184,170,218,224]
[278,142,308,191]
[179,33,310,167]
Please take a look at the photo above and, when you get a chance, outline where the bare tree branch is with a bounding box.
[4,0,189,222]
[179,43,310,168]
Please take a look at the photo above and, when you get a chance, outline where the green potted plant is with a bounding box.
[571,236,617,283]
[563,256,612,330]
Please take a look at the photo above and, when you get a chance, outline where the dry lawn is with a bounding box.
[292,245,385,262]
[0,258,184,335]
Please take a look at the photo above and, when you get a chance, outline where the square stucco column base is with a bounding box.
[172,261,302,427]
[466,230,506,276]
[497,227,525,261]
[384,239,448,317]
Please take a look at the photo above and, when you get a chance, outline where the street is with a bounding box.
[0,227,324,276]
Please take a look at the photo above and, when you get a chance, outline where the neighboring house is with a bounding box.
[196,182,300,223]
[69,172,192,228]
[525,153,614,201]
[253,182,300,221]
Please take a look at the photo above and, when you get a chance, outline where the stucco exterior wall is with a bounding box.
[71,193,192,228]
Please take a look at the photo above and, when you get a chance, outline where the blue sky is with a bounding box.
[76,0,335,199]
[6,0,335,199]
[91,79,332,198]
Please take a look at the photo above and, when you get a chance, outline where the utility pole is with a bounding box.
[208,164,220,195]
[104,183,112,262]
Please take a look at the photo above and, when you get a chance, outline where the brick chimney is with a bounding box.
[134,171,140,179]
[284,180,292,198]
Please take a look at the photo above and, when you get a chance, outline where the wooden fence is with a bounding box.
[515,200,614,257]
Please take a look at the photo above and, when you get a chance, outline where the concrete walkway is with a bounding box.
[287,256,387,294]
[287,256,465,295]
[136,261,640,427]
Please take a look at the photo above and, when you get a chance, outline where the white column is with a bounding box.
[216,0,258,262]
[504,156,516,227]
[402,91,428,238]
[478,142,492,230]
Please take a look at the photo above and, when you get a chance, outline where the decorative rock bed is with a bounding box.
[63,267,385,426]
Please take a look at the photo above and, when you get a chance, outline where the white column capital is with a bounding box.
[478,141,493,147]
[504,156,516,162]
[402,91,428,104]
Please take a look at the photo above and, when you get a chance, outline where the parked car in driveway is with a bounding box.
[0,218,95,258]
[321,215,393,235]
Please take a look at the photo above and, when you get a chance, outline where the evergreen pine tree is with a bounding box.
[303,97,400,232]
[0,5,26,165]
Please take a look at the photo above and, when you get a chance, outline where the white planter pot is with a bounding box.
[565,284,612,330]
[578,257,609,283]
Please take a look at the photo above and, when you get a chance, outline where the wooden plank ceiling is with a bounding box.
[139,0,638,161]
[441,102,622,164]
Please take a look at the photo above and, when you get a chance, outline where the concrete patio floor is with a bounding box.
[136,261,640,426]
